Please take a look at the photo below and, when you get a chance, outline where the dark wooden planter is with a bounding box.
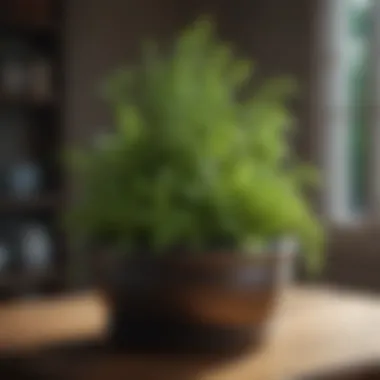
[96,252,293,355]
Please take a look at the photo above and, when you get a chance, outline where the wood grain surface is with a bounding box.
[1,287,380,379]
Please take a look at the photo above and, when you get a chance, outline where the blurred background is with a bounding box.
[0,0,377,301]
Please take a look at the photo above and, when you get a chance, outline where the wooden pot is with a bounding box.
[96,251,294,355]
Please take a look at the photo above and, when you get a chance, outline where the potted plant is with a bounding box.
[68,19,323,354]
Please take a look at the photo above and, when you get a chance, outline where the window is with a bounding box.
[348,0,371,212]
[319,0,377,224]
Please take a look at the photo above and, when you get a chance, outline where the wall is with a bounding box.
[64,0,317,155]
[64,0,184,285]
[64,0,181,146]
[63,0,318,286]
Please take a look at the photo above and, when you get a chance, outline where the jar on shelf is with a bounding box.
[7,161,43,200]
[19,222,53,274]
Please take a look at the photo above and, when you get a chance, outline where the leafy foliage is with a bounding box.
[68,18,323,270]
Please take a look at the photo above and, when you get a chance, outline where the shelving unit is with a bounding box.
[0,0,65,300]
[0,195,59,213]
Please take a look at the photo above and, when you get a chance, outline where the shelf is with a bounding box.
[0,94,55,109]
[0,1,65,300]
[0,271,57,286]
[0,22,58,38]
[0,195,60,213]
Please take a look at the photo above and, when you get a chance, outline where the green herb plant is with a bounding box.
[68,18,323,271]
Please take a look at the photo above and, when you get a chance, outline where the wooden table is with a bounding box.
[1,287,380,379]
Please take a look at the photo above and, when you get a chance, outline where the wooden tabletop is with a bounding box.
[1,286,380,379]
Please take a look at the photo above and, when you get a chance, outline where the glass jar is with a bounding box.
[8,161,42,200]
[19,222,53,273]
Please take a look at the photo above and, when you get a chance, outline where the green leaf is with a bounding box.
[66,17,323,272]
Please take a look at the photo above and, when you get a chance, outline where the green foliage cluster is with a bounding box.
[69,19,323,270]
